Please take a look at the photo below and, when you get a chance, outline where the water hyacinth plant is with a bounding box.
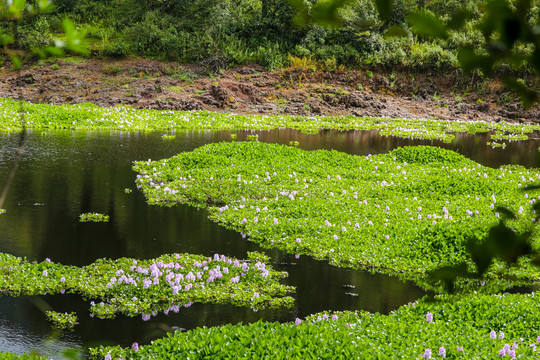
[0,251,293,319]
[79,213,110,222]
[0,209,5,215]
[0,98,539,143]
[45,311,78,330]
[91,292,540,359]
[133,142,540,287]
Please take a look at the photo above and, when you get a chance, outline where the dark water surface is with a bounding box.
[0,129,538,357]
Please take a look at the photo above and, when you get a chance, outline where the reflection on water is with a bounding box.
[0,128,539,357]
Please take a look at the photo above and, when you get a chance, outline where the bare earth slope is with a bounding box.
[1,58,538,123]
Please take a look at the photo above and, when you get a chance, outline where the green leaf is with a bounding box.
[457,47,494,74]
[408,12,448,39]
[9,54,21,70]
[503,77,539,108]
[374,0,393,21]
[384,25,409,38]
[447,8,471,30]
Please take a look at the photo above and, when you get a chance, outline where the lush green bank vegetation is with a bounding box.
[134,142,540,285]
[3,0,539,74]
[1,98,538,143]
[92,292,540,359]
[0,251,294,319]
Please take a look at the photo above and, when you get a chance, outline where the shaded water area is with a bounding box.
[0,128,539,357]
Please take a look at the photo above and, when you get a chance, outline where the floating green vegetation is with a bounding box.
[486,141,507,148]
[490,131,529,141]
[0,209,5,215]
[45,311,78,330]
[79,213,109,222]
[124,188,132,194]
[0,352,48,359]
[161,134,175,140]
[0,98,538,142]
[92,292,540,359]
[0,251,293,319]
[134,142,540,284]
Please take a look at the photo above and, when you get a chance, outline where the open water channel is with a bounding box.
[0,128,539,357]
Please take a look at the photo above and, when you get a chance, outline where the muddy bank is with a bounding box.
[0,58,538,123]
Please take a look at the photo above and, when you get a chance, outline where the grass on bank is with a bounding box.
[1,98,539,143]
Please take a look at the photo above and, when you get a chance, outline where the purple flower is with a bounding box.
[499,332,505,339]
[295,318,302,325]
[60,276,66,282]
[457,346,463,352]
[332,314,338,320]
[60,289,65,294]
[42,270,48,276]
[439,347,446,358]
[142,314,150,321]
[132,342,139,351]
[422,348,432,359]
[105,355,112,360]
[426,312,433,323]
[273,218,278,225]
[490,330,497,339]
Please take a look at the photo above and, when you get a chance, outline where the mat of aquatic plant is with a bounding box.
[92,292,540,359]
[0,251,293,320]
[1,98,538,142]
[134,142,540,284]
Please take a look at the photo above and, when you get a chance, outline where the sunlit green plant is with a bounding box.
[0,251,294,319]
[79,212,109,222]
[45,311,78,330]
[133,142,540,289]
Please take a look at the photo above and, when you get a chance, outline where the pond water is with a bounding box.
[0,128,539,358]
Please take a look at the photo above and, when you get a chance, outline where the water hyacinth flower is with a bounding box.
[490,330,497,339]
[132,342,139,351]
[438,347,445,358]
[42,270,48,276]
[422,348,432,359]
[426,312,433,323]
[295,318,302,325]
